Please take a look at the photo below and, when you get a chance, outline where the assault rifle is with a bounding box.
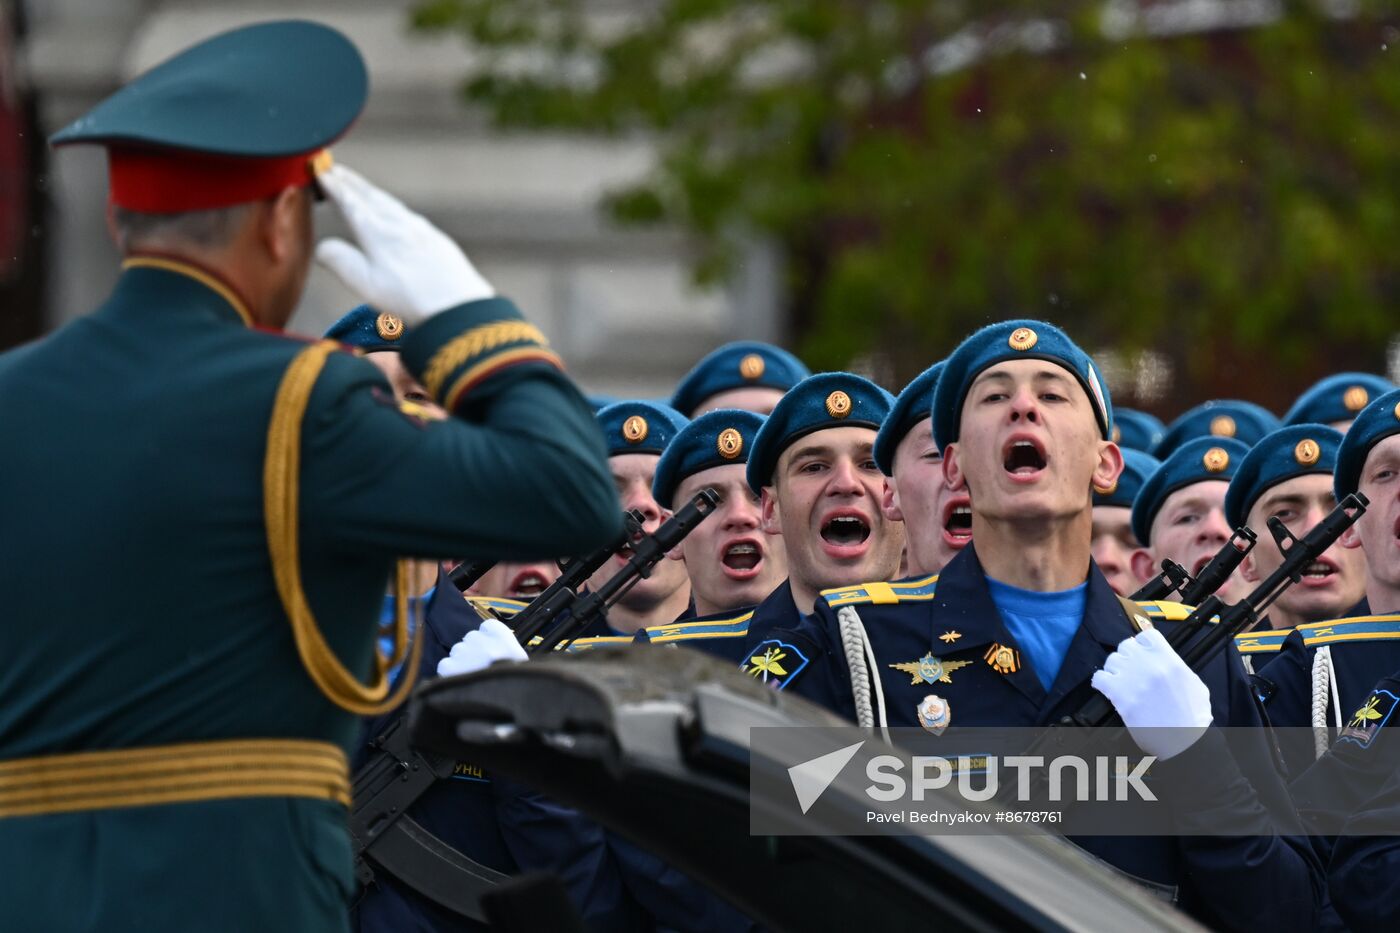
[528,488,720,654]
[1129,527,1256,604]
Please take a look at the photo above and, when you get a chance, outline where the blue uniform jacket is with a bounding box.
[741,544,1324,933]
[1256,613,1400,778]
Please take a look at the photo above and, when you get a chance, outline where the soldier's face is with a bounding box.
[692,386,787,416]
[1091,505,1144,597]
[1342,435,1400,599]
[672,465,787,616]
[883,421,970,577]
[944,360,1121,525]
[1148,481,1249,603]
[587,453,690,610]
[1243,473,1366,623]
[469,561,562,601]
[762,427,905,602]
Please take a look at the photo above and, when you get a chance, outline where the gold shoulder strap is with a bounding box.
[264,340,421,715]
[1116,595,1154,633]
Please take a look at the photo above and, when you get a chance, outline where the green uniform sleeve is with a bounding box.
[299,296,622,561]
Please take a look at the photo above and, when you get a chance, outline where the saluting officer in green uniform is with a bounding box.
[0,21,619,932]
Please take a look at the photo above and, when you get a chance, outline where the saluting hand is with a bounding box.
[315,164,495,320]
[1091,627,1213,760]
[437,618,528,678]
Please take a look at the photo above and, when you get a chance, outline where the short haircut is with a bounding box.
[111,203,254,253]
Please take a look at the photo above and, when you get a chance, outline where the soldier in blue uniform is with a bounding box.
[639,410,787,660]
[1282,372,1395,432]
[1090,447,1158,597]
[736,373,902,665]
[669,340,810,416]
[1224,425,1364,633]
[746,320,1324,931]
[1321,668,1400,933]
[872,361,973,580]
[1152,399,1281,458]
[0,21,620,932]
[1128,435,1254,604]
[581,401,694,639]
[1257,390,1400,776]
[1111,407,1167,453]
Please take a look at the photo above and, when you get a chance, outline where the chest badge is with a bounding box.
[917,695,951,735]
[890,653,971,686]
[939,631,962,644]
[984,643,1021,675]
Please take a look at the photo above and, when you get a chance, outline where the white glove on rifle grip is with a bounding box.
[1091,627,1213,761]
[315,164,495,321]
[437,618,528,678]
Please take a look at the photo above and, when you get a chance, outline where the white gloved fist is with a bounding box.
[436,618,527,678]
[316,164,495,321]
[1091,627,1213,760]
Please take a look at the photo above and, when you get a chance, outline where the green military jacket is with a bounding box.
[0,257,621,931]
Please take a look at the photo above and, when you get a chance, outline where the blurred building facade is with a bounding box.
[24,0,782,398]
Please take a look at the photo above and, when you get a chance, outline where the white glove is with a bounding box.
[316,164,495,321]
[436,618,527,677]
[1091,627,1213,760]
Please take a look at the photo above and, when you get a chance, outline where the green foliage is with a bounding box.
[412,0,1400,404]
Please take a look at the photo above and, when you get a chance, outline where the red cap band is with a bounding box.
[108,146,324,213]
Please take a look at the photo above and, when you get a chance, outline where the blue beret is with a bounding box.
[873,362,946,476]
[1152,400,1279,458]
[324,305,407,352]
[1132,436,1251,546]
[1093,449,1161,510]
[1283,373,1395,427]
[652,410,767,509]
[931,320,1112,450]
[669,341,811,416]
[1111,408,1166,454]
[51,21,365,157]
[1334,388,1400,500]
[746,373,894,494]
[1224,424,1343,529]
[595,401,689,457]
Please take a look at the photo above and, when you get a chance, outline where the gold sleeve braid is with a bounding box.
[265,340,421,715]
[421,320,550,400]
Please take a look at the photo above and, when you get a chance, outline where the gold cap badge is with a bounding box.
[739,353,766,380]
[1008,327,1038,351]
[1210,415,1236,438]
[1295,438,1320,466]
[622,415,649,444]
[1203,446,1230,473]
[375,312,405,341]
[717,427,744,460]
[826,390,852,418]
[1393,401,1400,421]
[1344,386,1369,412]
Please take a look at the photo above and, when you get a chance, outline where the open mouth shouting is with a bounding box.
[507,569,551,600]
[1002,434,1048,482]
[820,509,873,560]
[1296,556,1340,589]
[941,494,973,549]
[719,537,765,581]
